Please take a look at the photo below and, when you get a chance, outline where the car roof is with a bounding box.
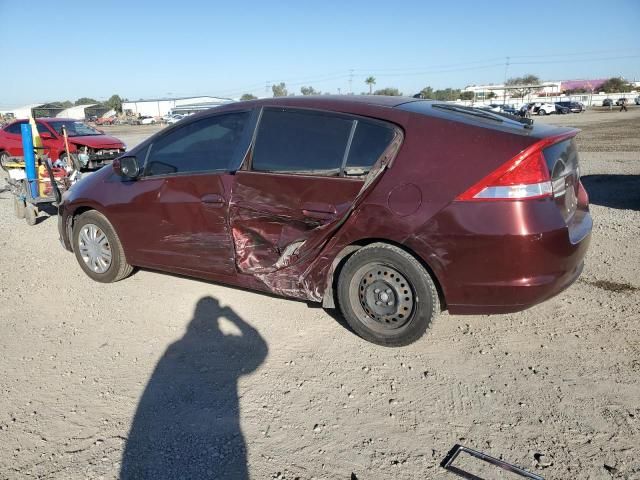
[237,95,421,109]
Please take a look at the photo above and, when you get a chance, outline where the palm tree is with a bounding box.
[365,76,376,94]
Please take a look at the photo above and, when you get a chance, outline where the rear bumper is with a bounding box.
[409,199,592,315]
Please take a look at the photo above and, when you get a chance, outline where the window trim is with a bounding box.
[245,106,401,178]
[139,108,257,180]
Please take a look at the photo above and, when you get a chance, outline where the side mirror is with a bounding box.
[113,156,140,179]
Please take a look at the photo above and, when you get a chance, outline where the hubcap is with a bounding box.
[357,265,414,329]
[78,224,112,273]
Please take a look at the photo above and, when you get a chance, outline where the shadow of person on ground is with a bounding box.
[120,296,268,480]
[581,174,640,211]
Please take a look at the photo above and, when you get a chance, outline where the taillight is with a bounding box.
[456,132,577,201]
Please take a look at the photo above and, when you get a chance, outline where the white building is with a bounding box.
[0,104,44,119]
[122,96,233,117]
[56,104,98,119]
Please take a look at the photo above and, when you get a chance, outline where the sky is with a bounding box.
[0,0,639,107]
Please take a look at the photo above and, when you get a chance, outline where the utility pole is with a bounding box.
[265,81,271,96]
[348,69,354,95]
[503,56,510,105]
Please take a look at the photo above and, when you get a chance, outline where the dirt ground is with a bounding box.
[1,109,639,480]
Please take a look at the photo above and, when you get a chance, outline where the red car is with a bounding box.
[57,96,592,346]
[0,118,126,170]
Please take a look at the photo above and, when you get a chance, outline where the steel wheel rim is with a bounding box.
[78,223,112,274]
[354,263,415,331]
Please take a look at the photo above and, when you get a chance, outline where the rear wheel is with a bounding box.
[538,109,547,116]
[72,210,133,283]
[337,243,439,347]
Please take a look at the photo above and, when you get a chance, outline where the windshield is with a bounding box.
[47,121,102,137]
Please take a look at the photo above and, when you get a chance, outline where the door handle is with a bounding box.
[201,193,225,207]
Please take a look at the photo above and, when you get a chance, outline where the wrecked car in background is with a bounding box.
[57,96,592,346]
[0,118,126,170]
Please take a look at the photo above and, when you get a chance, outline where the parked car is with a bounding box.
[0,118,126,171]
[481,104,518,115]
[555,101,583,113]
[555,104,570,114]
[140,116,157,125]
[95,116,117,126]
[615,98,628,106]
[166,114,185,124]
[602,98,613,107]
[526,102,556,116]
[635,96,640,105]
[58,96,592,346]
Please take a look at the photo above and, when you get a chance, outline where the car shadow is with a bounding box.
[120,296,268,480]
[581,174,640,211]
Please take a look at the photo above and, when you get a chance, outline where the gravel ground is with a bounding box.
[0,109,638,479]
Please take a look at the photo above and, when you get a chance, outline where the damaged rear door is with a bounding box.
[229,107,401,281]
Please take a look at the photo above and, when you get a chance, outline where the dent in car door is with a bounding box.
[228,108,402,297]
[120,111,255,275]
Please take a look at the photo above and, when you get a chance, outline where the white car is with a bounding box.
[167,115,184,124]
[140,117,157,125]
[531,102,556,116]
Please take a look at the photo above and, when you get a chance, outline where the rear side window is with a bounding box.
[5,122,25,135]
[252,109,353,175]
[252,108,396,176]
[144,112,250,176]
[344,121,395,175]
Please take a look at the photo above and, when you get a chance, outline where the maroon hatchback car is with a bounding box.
[58,96,591,346]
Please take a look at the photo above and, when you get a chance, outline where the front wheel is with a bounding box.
[337,243,440,347]
[0,151,10,172]
[72,210,133,283]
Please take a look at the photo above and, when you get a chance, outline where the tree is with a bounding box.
[373,87,402,96]
[300,86,320,96]
[271,82,288,97]
[106,94,124,113]
[432,88,461,101]
[75,97,98,105]
[505,74,541,98]
[460,91,474,101]
[418,86,434,98]
[486,91,497,99]
[240,93,258,101]
[598,77,632,93]
[365,76,376,94]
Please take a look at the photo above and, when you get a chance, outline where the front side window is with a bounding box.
[144,111,251,177]
[252,109,353,175]
[36,123,54,136]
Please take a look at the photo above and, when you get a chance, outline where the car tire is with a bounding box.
[538,109,546,116]
[0,151,10,172]
[337,243,440,347]
[72,210,133,283]
[14,196,26,219]
[60,152,81,170]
